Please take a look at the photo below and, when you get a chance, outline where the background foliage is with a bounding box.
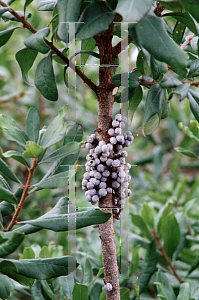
[1,0,199,299]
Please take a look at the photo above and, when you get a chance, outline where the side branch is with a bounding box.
[0,0,98,94]
[152,229,184,284]
[5,158,38,232]
[112,35,133,60]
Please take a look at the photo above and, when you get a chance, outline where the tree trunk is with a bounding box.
[96,25,121,300]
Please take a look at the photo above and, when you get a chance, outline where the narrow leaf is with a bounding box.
[0,201,14,217]
[81,258,93,286]
[2,11,31,21]
[72,283,89,300]
[0,158,21,184]
[16,47,38,86]
[141,203,154,229]
[0,274,15,300]
[188,92,199,122]
[64,124,83,144]
[35,51,58,101]
[131,13,188,76]
[3,151,30,167]
[30,280,46,300]
[20,209,112,231]
[38,0,57,11]
[33,170,69,189]
[112,72,139,88]
[177,282,190,300]
[0,186,18,204]
[128,85,143,125]
[174,147,198,158]
[160,74,182,88]
[0,231,24,257]
[169,83,190,101]
[76,2,114,40]
[24,27,50,54]
[0,27,19,48]
[26,108,40,143]
[40,280,58,300]
[155,269,176,300]
[131,214,152,240]
[173,20,186,45]
[81,38,96,67]
[60,274,74,299]
[115,0,153,23]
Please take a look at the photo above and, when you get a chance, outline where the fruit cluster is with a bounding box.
[81,114,133,219]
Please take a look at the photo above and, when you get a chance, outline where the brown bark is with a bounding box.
[95,24,120,300]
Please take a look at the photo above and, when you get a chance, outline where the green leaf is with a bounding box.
[57,0,82,43]
[60,274,74,299]
[88,267,104,288]
[38,0,57,11]
[76,2,114,41]
[0,158,21,184]
[0,186,18,204]
[188,58,199,78]
[137,239,157,295]
[163,11,199,36]
[0,231,24,257]
[112,73,139,88]
[0,274,15,300]
[0,8,9,15]
[24,0,34,12]
[151,57,167,81]
[174,147,198,158]
[131,214,152,240]
[159,1,185,13]
[106,0,118,10]
[0,174,11,191]
[161,213,181,259]
[161,98,171,119]
[70,50,100,64]
[115,0,153,23]
[133,282,140,300]
[0,256,78,282]
[81,38,96,67]
[169,83,190,101]
[35,51,58,101]
[128,85,143,125]
[160,74,182,88]
[0,201,14,217]
[23,141,44,158]
[141,203,154,229]
[2,11,31,21]
[131,13,188,76]
[81,258,93,286]
[157,201,173,235]
[26,108,40,143]
[142,84,164,135]
[40,280,58,300]
[33,170,69,189]
[155,269,176,300]
[115,87,136,103]
[15,47,38,86]
[72,283,89,300]
[64,124,83,144]
[15,197,69,235]
[39,246,50,258]
[129,246,139,277]
[30,280,46,300]
[187,252,199,276]
[0,114,29,147]
[177,283,190,300]
[40,142,79,164]
[38,105,68,149]
[173,20,186,45]
[3,151,30,167]
[24,27,50,54]
[191,221,199,234]
[177,0,199,22]
[21,247,35,259]
[141,113,160,136]
[178,121,199,142]
[20,209,112,231]
[120,287,130,300]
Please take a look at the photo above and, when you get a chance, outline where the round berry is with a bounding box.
[108,128,115,136]
[94,172,102,179]
[122,182,129,188]
[92,195,99,202]
[122,116,128,123]
[101,152,109,157]
[115,127,121,135]
[107,187,112,194]
[110,137,117,144]
[127,135,134,142]
[112,159,120,167]
[102,170,110,177]
[95,158,100,165]
[99,141,106,147]
[99,182,106,189]
[90,170,95,177]
[115,114,122,121]
[82,179,88,186]
[112,120,119,127]
[120,121,125,129]
[106,159,113,166]
[100,156,107,162]
[125,163,131,170]
[115,144,123,152]
[99,188,107,197]
[128,189,132,196]
[87,182,94,189]
[121,151,128,157]
[116,135,124,144]
[95,146,102,154]
[86,166,91,172]
[86,154,93,161]
[124,140,131,148]
[102,145,109,153]
[119,157,125,164]
[97,164,106,172]
[104,283,112,292]
[86,194,92,202]
[111,172,117,179]
[116,214,121,220]
[113,198,117,205]
[82,186,87,191]
[88,160,96,167]
[101,176,107,182]
[86,143,93,149]
[107,143,113,151]
[112,181,120,189]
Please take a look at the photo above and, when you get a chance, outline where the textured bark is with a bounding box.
[96,24,120,300]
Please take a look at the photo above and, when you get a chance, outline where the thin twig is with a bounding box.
[5,158,38,232]
[180,33,194,50]
[152,229,184,284]
[0,0,98,94]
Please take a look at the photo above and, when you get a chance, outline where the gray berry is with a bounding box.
[90,189,97,196]
[106,159,113,166]
[108,128,115,136]
[102,170,110,177]
[92,195,99,203]
[94,172,102,179]
[111,172,117,179]
[86,143,93,149]
[101,176,107,182]
[112,159,120,167]
[99,182,106,189]
[95,158,100,165]
[99,188,107,197]
[86,194,92,202]
[99,141,106,147]
[121,151,128,157]
[112,120,119,127]
[110,137,117,144]
[115,127,121,135]
[87,182,94,189]
[104,283,112,292]
[102,145,109,152]
[115,114,122,121]
[97,164,106,172]
[112,181,120,189]
[116,135,124,144]
[107,187,112,194]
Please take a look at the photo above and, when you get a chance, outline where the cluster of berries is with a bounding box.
[82,114,133,219]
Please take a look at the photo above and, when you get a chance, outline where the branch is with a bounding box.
[180,33,194,50]
[112,34,133,60]
[5,158,38,232]
[152,229,184,284]
[0,0,98,94]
